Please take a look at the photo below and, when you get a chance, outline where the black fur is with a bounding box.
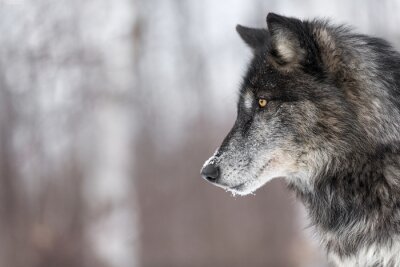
[289,145,400,257]
[202,13,400,266]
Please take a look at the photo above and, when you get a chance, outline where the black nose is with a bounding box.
[201,164,220,182]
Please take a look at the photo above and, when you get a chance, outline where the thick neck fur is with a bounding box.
[314,23,400,146]
[288,145,400,260]
[290,26,400,265]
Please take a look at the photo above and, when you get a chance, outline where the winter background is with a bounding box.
[1,0,400,266]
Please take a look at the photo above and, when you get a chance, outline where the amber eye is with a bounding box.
[258,98,267,108]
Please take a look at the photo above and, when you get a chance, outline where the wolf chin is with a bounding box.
[201,13,400,267]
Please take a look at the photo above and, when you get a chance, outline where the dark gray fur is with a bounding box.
[202,13,400,266]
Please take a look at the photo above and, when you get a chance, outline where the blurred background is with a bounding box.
[2,0,400,266]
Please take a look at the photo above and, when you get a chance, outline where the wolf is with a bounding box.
[201,13,400,267]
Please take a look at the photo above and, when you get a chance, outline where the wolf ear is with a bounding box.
[266,13,312,66]
[236,24,269,49]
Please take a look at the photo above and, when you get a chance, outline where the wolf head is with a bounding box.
[201,13,400,195]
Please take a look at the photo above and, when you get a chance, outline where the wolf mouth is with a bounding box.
[230,182,247,190]
[228,159,273,192]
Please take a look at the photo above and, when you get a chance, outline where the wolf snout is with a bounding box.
[201,163,220,182]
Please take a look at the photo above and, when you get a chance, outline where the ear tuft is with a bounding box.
[236,24,269,50]
[266,13,305,64]
[266,13,294,29]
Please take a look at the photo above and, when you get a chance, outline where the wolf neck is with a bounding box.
[325,31,400,145]
[288,147,400,257]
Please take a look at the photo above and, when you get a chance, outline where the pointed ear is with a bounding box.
[236,24,269,49]
[266,13,308,65]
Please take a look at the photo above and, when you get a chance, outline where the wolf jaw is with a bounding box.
[201,13,400,267]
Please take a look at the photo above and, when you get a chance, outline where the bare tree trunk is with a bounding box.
[0,1,139,266]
